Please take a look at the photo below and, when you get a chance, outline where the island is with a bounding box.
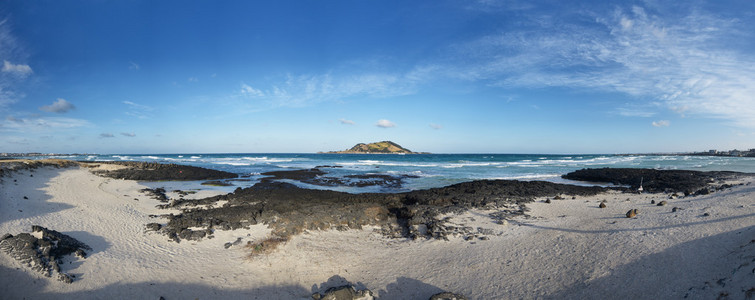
[321,141,429,154]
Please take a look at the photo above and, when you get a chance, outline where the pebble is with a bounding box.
[626,209,638,218]
[657,201,668,206]
[599,202,607,208]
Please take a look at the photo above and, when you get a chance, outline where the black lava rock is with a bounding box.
[0,226,91,283]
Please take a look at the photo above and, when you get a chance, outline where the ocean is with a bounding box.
[25,153,755,194]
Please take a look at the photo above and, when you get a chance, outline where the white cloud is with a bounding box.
[429,123,443,130]
[652,120,670,127]
[39,98,75,113]
[100,133,114,138]
[121,132,136,137]
[0,88,19,108]
[376,119,396,128]
[2,60,32,77]
[123,101,153,119]
[449,4,755,128]
[670,105,689,117]
[1,115,90,132]
[339,118,355,125]
[615,105,657,117]
[241,83,265,98]
[129,62,140,70]
[235,71,416,109]
[0,21,31,108]
[188,77,198,82]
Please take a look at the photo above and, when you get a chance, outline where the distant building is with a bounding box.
[709,150,717,154]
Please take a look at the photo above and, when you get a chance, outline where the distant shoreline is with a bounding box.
[4,151,755,157]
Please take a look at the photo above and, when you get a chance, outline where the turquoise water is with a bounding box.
[26,153,755,193]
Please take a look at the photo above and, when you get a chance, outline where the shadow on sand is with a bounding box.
[1,268,449,299]
[545,225,755,300]
[0,167,76,224]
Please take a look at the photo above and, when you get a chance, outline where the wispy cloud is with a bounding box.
[376,119,396,128]
[0,20,30,108]
[2,115,90,132]
[188,77,198,82]
[448,4,755,128]
[129,62,140,70]
[240,83,264,98]
[100,133,114,138]
[615,104,658,118]
[39,98,75,113]
[652,120,670,127]
[429,123,443,130]
[237,71,417,109]
[123,100,153,119]
[120,132,136,137]
[339,118,355,125]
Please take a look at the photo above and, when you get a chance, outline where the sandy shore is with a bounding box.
[1,163,753,299]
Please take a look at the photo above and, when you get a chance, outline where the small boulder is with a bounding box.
[672,207,682,212]
[599,202,607,208]
[657,201,668,206]
[650,200,655,204]
[626,209,638,218]
[545,198,551,204]
[312,285,374,300]
[429,292,469,300]
[145,223,162,231]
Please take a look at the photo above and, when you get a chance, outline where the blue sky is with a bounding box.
[1,0,754,154]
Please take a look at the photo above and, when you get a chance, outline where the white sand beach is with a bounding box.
[1,163,753,299]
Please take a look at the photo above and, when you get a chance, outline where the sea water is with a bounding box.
[26,153,755,193]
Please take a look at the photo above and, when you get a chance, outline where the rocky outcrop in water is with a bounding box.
[324,141,428,154]
[562,168,747,194]
[0,226,91,283]
[260,168,419,189]
[89,161,237,181]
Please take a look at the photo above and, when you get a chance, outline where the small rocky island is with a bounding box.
[323,141,428,154]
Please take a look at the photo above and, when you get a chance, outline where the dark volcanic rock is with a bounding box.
[0,226,91,283]
[201,180,234,186]
[90,161,237,181]
[429,292,469,300]
[156,179,605,242]
[311,285,374,300]
[562,168,747,194]
[261,168,418,189]
[141,187,168,202]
